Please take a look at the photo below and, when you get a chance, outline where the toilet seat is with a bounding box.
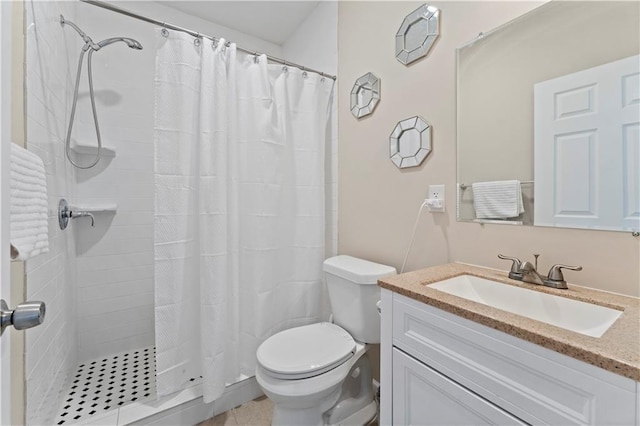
[257,322,356,380]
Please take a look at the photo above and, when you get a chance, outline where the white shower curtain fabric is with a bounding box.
[153,30,334,403]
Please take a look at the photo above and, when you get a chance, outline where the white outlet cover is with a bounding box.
[428,184,445,212]
[428,184,445,199]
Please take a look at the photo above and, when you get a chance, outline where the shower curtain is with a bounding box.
[153,30,334,403]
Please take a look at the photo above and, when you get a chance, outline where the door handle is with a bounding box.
[0,299,46,336]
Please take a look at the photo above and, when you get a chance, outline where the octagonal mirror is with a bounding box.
[350,72,380,118]
[390,116,432,168]
[395,4,440,65]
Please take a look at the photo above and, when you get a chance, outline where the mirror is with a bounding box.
[350,72,380,118]
[390,116,432,168]
[457,1,640,232]
[395,4,439,65]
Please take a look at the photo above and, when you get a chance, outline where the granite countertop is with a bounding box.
[378,262,640,382]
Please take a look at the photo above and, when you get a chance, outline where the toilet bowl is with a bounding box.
[255,256,396,425]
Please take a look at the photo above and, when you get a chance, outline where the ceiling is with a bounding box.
[158,1,322,45]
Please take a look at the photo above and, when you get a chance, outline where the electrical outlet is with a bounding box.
[427,184,445,212]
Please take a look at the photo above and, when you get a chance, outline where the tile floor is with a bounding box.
[56,348,375,426]
[198,396,274,426]
[198,395,380,426]
[55,347,157,424]
[55,346,204,425]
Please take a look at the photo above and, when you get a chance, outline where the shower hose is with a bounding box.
[65,45,103,169]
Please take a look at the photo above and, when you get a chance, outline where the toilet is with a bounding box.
[255,255,397,425]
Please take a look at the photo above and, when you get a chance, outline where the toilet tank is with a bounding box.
[323,256,397,344]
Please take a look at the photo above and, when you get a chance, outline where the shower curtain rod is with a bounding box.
[79,0,337,81]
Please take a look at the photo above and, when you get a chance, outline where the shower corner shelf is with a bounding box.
[70,144,116,158]
[70,203,117,214]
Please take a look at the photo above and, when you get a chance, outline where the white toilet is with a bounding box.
[255,255,396,426]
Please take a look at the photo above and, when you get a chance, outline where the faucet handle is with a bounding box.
[545,264,583,289]
[498,254,523,280]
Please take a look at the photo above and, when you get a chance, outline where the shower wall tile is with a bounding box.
[77,316,154,351]
[76,252,153,273]
[24,1,79,424]
[77,304,154,333]
[77,263,154,288]
[70,0,158,361]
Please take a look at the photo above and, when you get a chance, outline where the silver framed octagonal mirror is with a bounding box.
[395,4,440,65]
[390,116,432,169]
[350,72,380,118]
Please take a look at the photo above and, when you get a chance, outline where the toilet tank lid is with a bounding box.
[323,255,397,284]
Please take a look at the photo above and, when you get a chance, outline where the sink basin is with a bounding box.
[429,275,622,338]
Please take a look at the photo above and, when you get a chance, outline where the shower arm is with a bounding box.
[60,15,100,50]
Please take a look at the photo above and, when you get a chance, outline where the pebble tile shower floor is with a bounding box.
[54,346,164,424]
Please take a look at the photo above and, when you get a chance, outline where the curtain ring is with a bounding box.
[254,51,260,64]
[302,66,308,79]
[161,22,169,38]
[282,60,288,73]
[225,41,231,47]
[212,38,218,49]
[320,71,325,82]
[194,33,201,47]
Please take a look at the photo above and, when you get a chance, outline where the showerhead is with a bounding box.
[97,37,143,50]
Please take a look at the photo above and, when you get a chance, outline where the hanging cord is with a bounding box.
[400,199,429,273]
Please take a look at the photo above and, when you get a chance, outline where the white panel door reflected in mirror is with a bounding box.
[534,55,640,232]
[456,1,640,232]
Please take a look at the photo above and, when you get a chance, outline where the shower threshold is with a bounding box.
[54,346,203,425]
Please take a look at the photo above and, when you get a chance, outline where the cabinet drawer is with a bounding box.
[392,293,636,426]
[393,348,526,426]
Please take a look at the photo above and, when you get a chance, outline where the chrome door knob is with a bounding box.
[0,299,46,336]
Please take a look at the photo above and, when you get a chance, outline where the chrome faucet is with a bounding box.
[58,199,95,229]
[520,254,545,285]
[71,211,95,227]
[498,254,582,289]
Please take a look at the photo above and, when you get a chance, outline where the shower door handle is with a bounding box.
[0,299,46,336]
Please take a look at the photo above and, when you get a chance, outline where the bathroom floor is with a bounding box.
[198,395,381,426]
[54,346,205,425]
[198,396,274,426]
[54,348,377,426]
[55,346,158,424]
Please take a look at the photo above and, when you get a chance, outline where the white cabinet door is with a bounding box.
[534,55,640,231]
[392,348,525,426]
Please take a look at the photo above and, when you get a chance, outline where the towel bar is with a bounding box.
[459,180,534,190]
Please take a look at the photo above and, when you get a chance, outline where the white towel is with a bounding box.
[10,143,49,260]
[472,180,524,219]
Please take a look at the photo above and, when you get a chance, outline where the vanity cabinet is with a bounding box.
[392,348,525,425]
[380,289,638,426]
